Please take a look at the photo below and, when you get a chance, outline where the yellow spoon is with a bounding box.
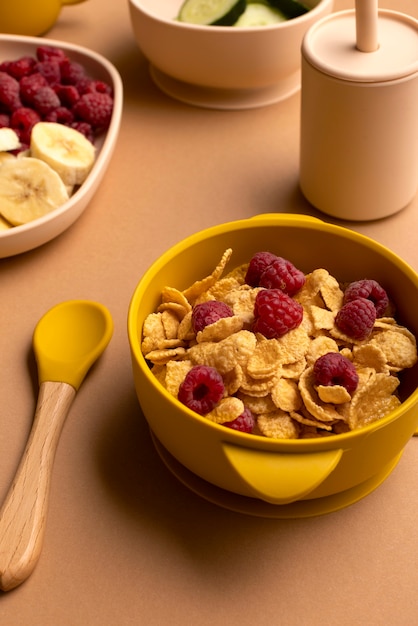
[0,300,113,592]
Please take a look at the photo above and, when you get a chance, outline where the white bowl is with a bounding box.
[128,0,334,109]
[0,34,123,259]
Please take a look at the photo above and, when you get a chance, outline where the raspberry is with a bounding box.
[245,251,278,287]
[36,46,68,63]
[0,72,22,112]
[178,365,224,415]
[54,84,80,107]
[0,113,10,127]
[76,78,113,96]
[59,59,86,85]
[6,56,36,80]
[72,92,113,130]
[335,297,376,341]
[313,352,359,394]
[252,289,303,338]
[0,61,11,74]
[71,121,94,143]
[343,279,389,318]
[259,256,306,296]
[32,86,61,115]
[20,73,48,105]
[45,106,74,125]
[33,61,61,84]
[192,300,234,333]
[223,407,255,433]
[11,107,41,145]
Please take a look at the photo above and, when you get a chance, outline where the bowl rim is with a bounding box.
[128,0,335,32]
[0,34,123,257]
[128,213,418,449]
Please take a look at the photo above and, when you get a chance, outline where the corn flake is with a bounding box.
[368,328,417,369]
[257,410,300,439]
[188,330,256,374]
[271,378,302,412]
[164,360,193,397]
[316,384,351,404]
[206,397,245,424]
[182,248,233,303]
[196,315,243,343]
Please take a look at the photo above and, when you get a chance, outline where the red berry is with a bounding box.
[76,78,113,96]
[20,73,48,105]
[0,72,22,112]
[71,121,94,143]
[72,91,113,129]
[335,297,376,341]
[54,84,80,107]
[32,86,61,115]
[59,59,86,85]
[192,300,234,333]
[10,107,41,144]
[33,61,61,84]
[36,46,68,63]
[245,251,278,287]
[343,279,389,318]
[6,56,36,80]
[313,352,359,394]
[259,256,306,296]
[178,365,224,415]
[253,289,303,338]
[0,113,10,127]
[45,106,74,125]
[223,407,255,433]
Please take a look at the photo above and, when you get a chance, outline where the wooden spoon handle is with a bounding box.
[0,381,76,591]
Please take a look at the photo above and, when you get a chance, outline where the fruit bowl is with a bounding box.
[128,0,334,110]
[128,214,418,517]
[0,34,123,258]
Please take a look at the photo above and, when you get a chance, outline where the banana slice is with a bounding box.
[0,214,13,231]
[0,152,16,166]
[0,127,21,152]
[0,157,69,226]
[30,122,96,186]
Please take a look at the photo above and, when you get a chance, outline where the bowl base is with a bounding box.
[151,431,403,519]
[149,65,301,110]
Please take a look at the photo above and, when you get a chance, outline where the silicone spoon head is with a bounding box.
[33,300,113,390]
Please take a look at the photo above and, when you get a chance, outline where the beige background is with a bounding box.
[1,0,418,624]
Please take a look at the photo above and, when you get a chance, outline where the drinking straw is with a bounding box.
[355,0,379,52]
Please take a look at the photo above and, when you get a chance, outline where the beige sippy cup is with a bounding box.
[0,0,87,37]
[299,3,418,221]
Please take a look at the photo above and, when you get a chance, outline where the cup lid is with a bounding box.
[302,9,418,82]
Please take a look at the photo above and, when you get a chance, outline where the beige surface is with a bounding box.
[1,0,417,623]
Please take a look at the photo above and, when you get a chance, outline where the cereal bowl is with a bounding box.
[0,34,123,258]
[128,214,418,516]
[128,0,334,109]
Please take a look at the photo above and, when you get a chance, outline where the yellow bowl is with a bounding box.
[128,214,418,513]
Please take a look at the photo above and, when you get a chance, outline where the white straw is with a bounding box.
[355,0,379,52]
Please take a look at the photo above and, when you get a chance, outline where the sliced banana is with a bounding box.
[0,127,21,152]
[0,157,69,226]
[0,152,16,166]
[0,214,13,231]
[30,122,96,186]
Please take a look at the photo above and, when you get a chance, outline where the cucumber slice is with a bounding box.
[267,0,309,19]
[234,3,286,27]
[178,0,246,26]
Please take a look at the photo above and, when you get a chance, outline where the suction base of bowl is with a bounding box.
[151,432,403,519]
[149,65,301,110]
